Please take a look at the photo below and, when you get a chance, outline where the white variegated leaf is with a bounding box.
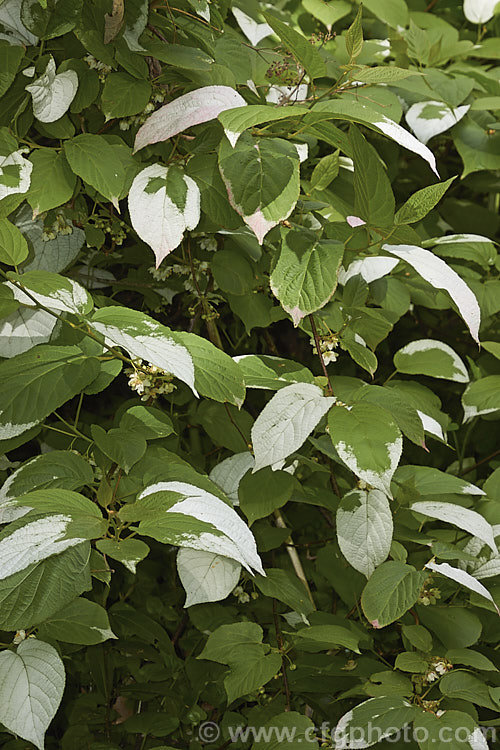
[337,489,393,578]
[128,164,200,267]
[0,0,38,45]
[139,481,264,575]
[177,548,241,607]
[338,257,399,285]
[425,561,499,613]
[134,86,246,152]
[412,501,496,553]
[90,307,197,395]
[209,452,255,505]
[394,339,469,383]
[0,308,56,359]
[0,639,65,750]
[417,411,447,442]
[251,383,335,471]
[266,84,308,104]
[231,7,273,45]
[0,514,85,580]
[25,57,78,124]
[383,243,481,343]
[0,150,33,201]
[405,101,469,145]
[464,0,499,23]
[6,276,91,315]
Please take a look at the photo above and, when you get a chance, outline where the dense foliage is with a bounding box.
[0,0,499,748]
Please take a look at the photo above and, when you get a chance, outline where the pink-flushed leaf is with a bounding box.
[346,215,366,227]
[134,86,247,152]
[383,243,481,343]
[128,164,200,267]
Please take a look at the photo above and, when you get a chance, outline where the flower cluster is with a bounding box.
[310,333,339,365]
[233,585,259,604]
[84,55,112,81]
[119,91,166,130]
[425,657,453,683]
[418,578,441,606]
[265,55,300,85]
[42,213,73,241]
[91,215,128,246]
[125,360,176,401]
[148,260,210,292]
[198,235,218,252]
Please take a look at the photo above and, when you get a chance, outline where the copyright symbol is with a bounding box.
[198,721,220,743]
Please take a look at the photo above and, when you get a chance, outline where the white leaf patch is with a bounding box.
[336,437,402,498]
[6,277,91,315]
[0,308,57,359]
[140,481,264,575]
[0,514,85,580]
[337,489,393,578]
[338,257,399,285]
[463,0,500,23]
[0,639,65,750]
[412,501,497,553]
[251,383,336,471]
[405,101,470,145]
[425,561,499,614]
[266,84,309,105]
[0,150,33,201]
[395,339,469,383]
[0,0,38,45]
[417,411,446,442]
[231,7,273,45]
[383,243,481,343]
[177,548,241,607]
[209,452,255,505]
[25,57,78,124]
[134,85,246,152]
[128,164,200,267]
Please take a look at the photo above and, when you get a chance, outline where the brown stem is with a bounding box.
[273,598,291,711]
[309,314,333,395]
[223,403,250,450]
[459,448,500,476]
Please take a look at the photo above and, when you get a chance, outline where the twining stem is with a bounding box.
[274,509,316,608]
[272,598,291,711]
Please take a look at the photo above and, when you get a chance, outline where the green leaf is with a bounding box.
[462,375,500,422]
[210,249,253,295]
[261,12,326,80]
[394,339,469,383]
[0,345,99,440]
[198,622,281,703]
[27,150,76,217]
[219,105,309,149]
[0,542,91,630]
[96,538,149,574]
[252,712,317,749]
[394,651,429,673]
[310,150,340,191]
[361,561,427,628]
[402,623,433,652]
[176,331,246,407]
[362,0,409,28]
[270,229,343,326]
[239,468,294,525]
[395,177,455,224]
[0,638,65,750]
[101,72,151,120]
[453,118,500,178]
[438,670,498,710]
[413,710,480,750]
[218,133,300,244]
[91,425,147,473]
[21,0,82,39]
[417,607,482,649]
[15,204,85,273]
[254,568,315,617]
[0,451,94,510]
[345,5,363,61]
[446,648,498,672]
[292,624,360,653]
[394,465,484,498]
[64,134,129,209]
[37,597,116,644]
[119,405,174,440]
[328,403,402,496]
[0,41,24,98]
[234,354,314,391]
[353,383,425,446]
[350,124,395,228]
[0,217,28,265]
